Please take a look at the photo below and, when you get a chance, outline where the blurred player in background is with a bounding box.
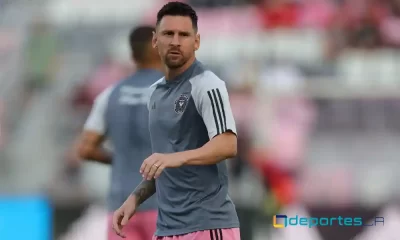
[112,2,241,240]
[77,25,163,240]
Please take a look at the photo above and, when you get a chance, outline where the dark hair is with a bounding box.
[156,2,198,31]
[129,25,155,62]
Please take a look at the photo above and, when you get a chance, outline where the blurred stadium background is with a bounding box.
[1,0,400,239]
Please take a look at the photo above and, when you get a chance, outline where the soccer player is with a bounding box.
[77,26,163,240]
[112,2,241,240]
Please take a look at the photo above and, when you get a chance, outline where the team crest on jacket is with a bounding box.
[174,94,189,113]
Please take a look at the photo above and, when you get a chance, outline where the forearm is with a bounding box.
[131,179,156,206]
[77,131,111,164]
[183,133,237,166]
[78,145,112,164]
[85,148,112,164]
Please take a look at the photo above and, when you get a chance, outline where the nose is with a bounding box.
[170,33,180,46]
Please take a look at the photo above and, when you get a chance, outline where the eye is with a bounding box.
[163,31,174,36]
[180,32,190,37]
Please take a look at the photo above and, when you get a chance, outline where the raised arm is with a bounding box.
[77,87,113,164]
[77,131,112,164]
[182,131,237,166]
[183,75,237,165]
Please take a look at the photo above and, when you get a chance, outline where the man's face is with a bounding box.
[153,16,200,69]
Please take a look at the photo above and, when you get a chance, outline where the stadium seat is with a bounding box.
[372,49,399,89]
[337,51,372,89]
[268,29,324,65]
[46,0,159,25]
[338,49,400,91]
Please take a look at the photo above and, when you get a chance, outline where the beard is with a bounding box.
[164,54,187,69]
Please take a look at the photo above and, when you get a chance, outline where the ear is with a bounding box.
[152,31,157,49]
[194,33,200,51]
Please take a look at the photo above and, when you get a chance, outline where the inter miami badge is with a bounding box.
[174,94,189,114]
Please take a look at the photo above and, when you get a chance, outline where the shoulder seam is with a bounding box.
[96,85,116,103]
[150,77,165,88]
[190,70,225,90]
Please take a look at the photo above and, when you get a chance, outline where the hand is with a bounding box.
[140,153,185,180]
[112,195,138,238]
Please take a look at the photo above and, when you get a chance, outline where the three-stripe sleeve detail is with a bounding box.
[207,88,227,134]
[216,89,227,130]
[207,91,220,135]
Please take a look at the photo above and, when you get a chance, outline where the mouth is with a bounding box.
[168,50,181,56]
